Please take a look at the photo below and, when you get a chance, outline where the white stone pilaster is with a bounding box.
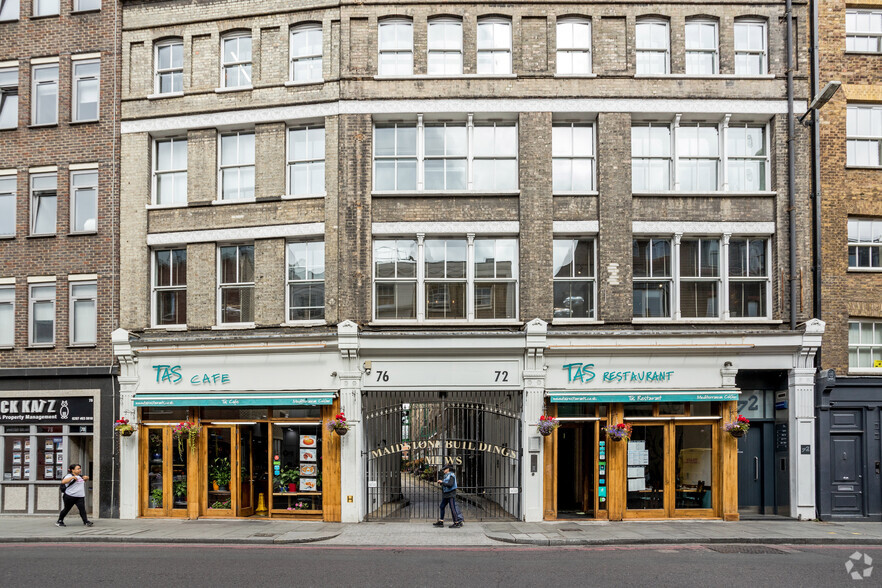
[112,328,140,520]
[337,321,363,523]
[523,318,548,522]
[787,318,824,520]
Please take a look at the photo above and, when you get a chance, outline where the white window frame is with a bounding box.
[373,238,418,321]
[154,39,183,95]
[632,237,673,318]
[552,237,597,320]
[217,243,254,326]
[846,9,882,53]
[0,0,20,21]
[69,280,96,346]
[726,236,771,320]
[152,137,187,205]
[290,23,323,83]
[373,236,519,323]
[552,122,596,193]
[0,285,14,347]
[29,172,56,236]
[31,63,58,126]
[220,31,252,89]
[33,0,57,17]
[286,125,325,198]
[848,321,882,371]
[477,17,512,75]
[378,19,413,77]
[472,120,519,192]
[424,238,469,320]
[633,234,771,321]
[72,59,100,122]
[0,175,15,237]
[677,122,720,192]
[685,19,719,75]
[427,17,463,76]
[70,169,97,233]
[556,17,592,75]
[848,218,882,270]
[734,20,767,75]
[0,66,18,129]
[423,121,468,191]
[633,118,771,193]
[678,237,722,319]
[636,18,670,75]
[373,122,418,191]
[73,0,100,11]
[846,105,882,168]
[218,131,255,201]
[632,122,673,192]
[28,282,55,347]
[152,248,187,327]
[286,240,325,323]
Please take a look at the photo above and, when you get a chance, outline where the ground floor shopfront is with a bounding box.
[816,373,882,521]
[0,368,116,517]
[112,319,824,522]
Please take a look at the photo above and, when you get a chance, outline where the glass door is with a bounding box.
[142,426,189,517]
[204,426,235,515]
[625,424,666,515]
[238,427,254,517]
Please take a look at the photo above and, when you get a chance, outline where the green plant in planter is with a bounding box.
[173,480,187,499]
[278,466,300,490]
[209,457,231,488]
[149,488,163,507]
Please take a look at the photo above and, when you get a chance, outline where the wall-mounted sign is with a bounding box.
[0,397,93,423]
[369,439,517,460]
[547,355,729,391]
[548,391,739,403]
[362,359,521,390]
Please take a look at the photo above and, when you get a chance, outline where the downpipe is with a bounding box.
[786,0,797,331]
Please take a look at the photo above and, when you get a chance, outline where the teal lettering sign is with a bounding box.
[549,392,740,403]
[153,365,231,386]
[563,362,674,384]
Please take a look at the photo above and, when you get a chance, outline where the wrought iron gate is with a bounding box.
[364,391,522,521]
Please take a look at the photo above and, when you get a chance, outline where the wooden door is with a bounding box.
[140,426,189,517]
[238,427,254,517]
[203,425,236,517]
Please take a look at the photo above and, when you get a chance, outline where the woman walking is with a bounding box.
[56,464,94,527]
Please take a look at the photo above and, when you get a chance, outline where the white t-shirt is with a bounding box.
[64,475,86,498]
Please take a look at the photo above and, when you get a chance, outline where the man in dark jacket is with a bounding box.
[433,464,463,528]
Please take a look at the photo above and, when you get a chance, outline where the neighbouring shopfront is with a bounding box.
[0,387,108,516]
[113,329,343,521]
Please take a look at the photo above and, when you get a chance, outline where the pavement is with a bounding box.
[1,516,881,547]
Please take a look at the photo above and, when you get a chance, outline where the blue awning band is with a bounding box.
[548,391,739,403]
[133,392,336,407]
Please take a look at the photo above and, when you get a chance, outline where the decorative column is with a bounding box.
[111,328,139,520]
[337,321,363,523]
[523,318,547,522]
[788,318,825,519]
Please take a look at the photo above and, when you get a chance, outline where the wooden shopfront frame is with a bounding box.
[544,400,740,521]
[137,401,341,521]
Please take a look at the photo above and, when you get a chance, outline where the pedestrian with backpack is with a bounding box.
[56,464,93,527]
[433,464,463,528]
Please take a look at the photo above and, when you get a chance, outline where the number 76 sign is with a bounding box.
[363,360,521,389]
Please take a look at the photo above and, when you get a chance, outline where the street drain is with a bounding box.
[559,528,584,532]
[706,545,787,554]
[250,533,279,538]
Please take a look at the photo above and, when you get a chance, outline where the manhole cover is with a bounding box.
[706,545,787,554]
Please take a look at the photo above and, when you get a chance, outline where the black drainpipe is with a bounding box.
[809,0,823,366]
[786,0,797,331]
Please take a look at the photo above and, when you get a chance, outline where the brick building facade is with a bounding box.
[0,1,120,517]
[113,0,823,522]
[815,0,882,520]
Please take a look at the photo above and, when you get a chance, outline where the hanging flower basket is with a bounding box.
[114,418,136,437]
[537,415,560,437]
[173,421,202,453]
[326,411,350,436]
[723,415,750,438]
[603,422,633,442]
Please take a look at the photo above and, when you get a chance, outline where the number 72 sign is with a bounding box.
[363,360,521,389]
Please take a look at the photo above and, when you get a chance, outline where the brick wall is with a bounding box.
[0,2,120,368]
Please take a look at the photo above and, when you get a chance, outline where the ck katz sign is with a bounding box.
[0,397,94,423]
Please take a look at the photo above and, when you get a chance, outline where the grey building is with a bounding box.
[114,1,821,522]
